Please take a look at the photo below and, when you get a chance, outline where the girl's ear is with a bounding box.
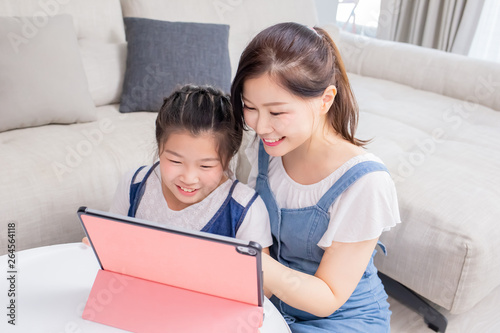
[321,85,337,114]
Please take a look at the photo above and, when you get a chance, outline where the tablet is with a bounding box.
[78,206,264,333]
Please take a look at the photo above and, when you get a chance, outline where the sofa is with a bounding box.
[1,0,499,332]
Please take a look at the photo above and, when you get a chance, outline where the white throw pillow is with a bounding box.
[0,15,96,132]
[79,40,127,106]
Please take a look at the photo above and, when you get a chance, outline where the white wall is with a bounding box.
[314,0,338,25]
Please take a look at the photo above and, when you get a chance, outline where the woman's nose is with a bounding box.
[254,112,272,135]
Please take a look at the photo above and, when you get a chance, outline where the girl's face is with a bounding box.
[242,74,325,157]
[159,130,226,211]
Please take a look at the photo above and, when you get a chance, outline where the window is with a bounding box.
[336,0,381,38]
[468,0,500,63]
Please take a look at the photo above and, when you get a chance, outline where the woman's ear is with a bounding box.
[321,85,337,114]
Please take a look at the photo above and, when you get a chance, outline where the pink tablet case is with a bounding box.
[79,208,263,333]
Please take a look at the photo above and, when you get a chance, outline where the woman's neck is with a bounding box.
[282,129,365,185]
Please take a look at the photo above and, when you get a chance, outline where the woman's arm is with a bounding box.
[261,247,273,298]
[262,237,378,317]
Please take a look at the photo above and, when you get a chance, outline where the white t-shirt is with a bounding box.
[109,165,273,248]
[245,141,401,249]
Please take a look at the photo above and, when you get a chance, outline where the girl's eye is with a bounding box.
[169,159,181,164]
[270,112,283,116]
[201,165,215,169]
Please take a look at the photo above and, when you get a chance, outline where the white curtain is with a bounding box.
[377,0,484,55]
[468,0,500,62]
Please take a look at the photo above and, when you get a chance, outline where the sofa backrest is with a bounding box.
[0,0,125,43]
[339,31,500,112]
[0,0,127,107]
[119,0,319,77]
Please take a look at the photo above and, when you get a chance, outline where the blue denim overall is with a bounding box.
[256,142,391,332]
[127,162,258,237]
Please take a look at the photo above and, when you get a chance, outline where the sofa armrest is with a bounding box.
[338,31,500,112]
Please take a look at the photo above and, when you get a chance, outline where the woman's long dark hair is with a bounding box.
[231,22,367,146]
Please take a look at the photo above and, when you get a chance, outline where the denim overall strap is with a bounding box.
[128,161,160,217]
[257,140,270,178]
[316,161,389,213]
[201,180,258,237]
[235,191,259,231]
[201,179,239,233]
[256,141,282,259]
[316,161,389,256]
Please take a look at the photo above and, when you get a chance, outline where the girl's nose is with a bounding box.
[180,167,199,184]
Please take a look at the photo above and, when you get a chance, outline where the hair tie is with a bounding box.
[309,26,320,37]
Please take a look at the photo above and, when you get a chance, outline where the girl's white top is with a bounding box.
[110,166,273,248]
[245,140,401,249]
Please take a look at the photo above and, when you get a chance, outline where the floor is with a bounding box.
[388,284,500,333]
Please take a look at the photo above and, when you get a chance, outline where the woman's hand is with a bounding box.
[261,238,379,317]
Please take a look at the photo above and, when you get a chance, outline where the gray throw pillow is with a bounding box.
[120,18,231,113]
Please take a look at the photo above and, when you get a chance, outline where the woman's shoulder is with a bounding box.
[333,153,392,187]
[334,152,386,175]
[335,153,397,203]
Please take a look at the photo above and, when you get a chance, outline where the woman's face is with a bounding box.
[159,130,226,211]
[242,74,325,157]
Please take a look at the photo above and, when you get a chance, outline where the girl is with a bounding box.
[102,85,272,248]
[231,23,401,332]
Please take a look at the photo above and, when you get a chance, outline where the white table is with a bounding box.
[0,243,290,333]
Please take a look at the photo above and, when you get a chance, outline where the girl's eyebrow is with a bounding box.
[242,96,288,107]
[164,149,182,157]
[199,157,220,162]
[164,149,219,162]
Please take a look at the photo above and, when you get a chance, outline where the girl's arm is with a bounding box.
[262,237,378,317]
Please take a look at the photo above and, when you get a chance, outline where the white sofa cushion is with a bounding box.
[0,0,127,107]
[350,72,500,314]
[119,0,318,77]
[0,105,157,251]
[0,15,96,132]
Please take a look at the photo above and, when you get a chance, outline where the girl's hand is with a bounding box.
[82,236,90,246]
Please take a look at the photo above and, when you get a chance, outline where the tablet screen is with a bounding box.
[78,207,263,307]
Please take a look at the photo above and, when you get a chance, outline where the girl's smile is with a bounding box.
[159,130,226,211]
[177,185,198,195]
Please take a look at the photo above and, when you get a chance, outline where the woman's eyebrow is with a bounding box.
[242,96,288,107]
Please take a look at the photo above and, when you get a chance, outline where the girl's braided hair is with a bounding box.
[156,85,242,170]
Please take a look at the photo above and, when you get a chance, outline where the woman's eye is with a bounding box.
[243,105,256,111]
